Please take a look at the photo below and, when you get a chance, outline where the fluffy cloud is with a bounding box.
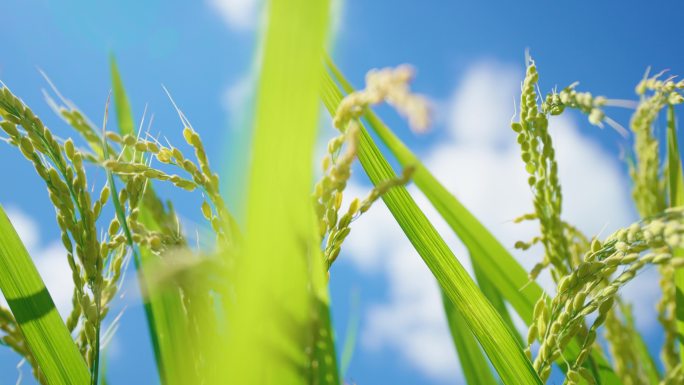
[340,60,645,382]
[447,62,520,147]
[223,72,254,118]
[208,0,261,31]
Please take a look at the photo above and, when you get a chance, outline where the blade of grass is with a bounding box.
[109,57,184,385]
[323,63,623,385]
[102,146,165,382]
[110,56,135,137]
[472,256,523,347]
[666,105,684,364]
[325,57,538,322]
[218,0,339,383]
[321,75,541,385]
[442,290,499,385]
[0,205,91,385]
[442,255,518,385]
[443,258,515,385]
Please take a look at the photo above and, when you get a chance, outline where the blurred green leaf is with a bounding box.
[219,0,339,384]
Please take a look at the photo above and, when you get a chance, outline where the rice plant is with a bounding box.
[0,1,682,385]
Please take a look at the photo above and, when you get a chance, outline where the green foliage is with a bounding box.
[0,6,683,385]
[324,59,622,385]
[321,68,543,385]
[103,68,172,383]
[109,56,135,137]
[442,291,499,385]
[0,206,90,385]
[218,0,339,383]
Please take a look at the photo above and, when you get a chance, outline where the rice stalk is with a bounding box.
[530,209,684,383]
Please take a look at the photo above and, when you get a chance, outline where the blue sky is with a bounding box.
[1,1,684,384]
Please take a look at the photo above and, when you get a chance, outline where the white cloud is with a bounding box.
[224,73,254,115]
[340,60,641,381]
[208,0,261,31]
[362,236,461,380]
[448,62,520,147]
[33,242,75,318]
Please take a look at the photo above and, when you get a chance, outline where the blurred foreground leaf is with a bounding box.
[217,0,339,384]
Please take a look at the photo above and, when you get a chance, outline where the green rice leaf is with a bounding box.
[442,290,499,385]
[324,58,540,315]
[109,56,135,136]
[354,120,540,385]
[323,61,623,385]
[321,73,541,385]
[442,256,519,385]
[109,57,216,385]
[0,205,91,385]
[443,258,519,385]
[220,0,339,384]
[472,255,524,348]
[107,59,170,383]
[101,153,168,381]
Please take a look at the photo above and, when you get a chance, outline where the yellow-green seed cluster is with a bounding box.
[511,59,571,282]
[527,208,684,383]
[315,66,426,269]
[0,82,244,384]
[542,83,608,127]
[629,72,684,373]
[0,86,133,371]
[333,65,430,133]
[104,127,235,247]
[630,73,684,218]
[510,61,663,385]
